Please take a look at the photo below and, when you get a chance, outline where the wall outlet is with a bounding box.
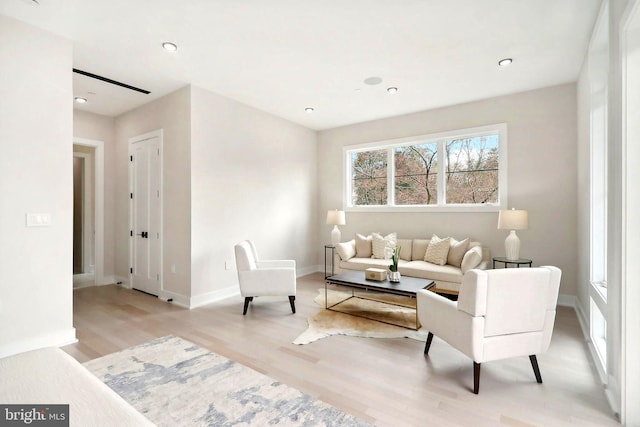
[26,213,51,227]
[225,261,232,270]
[171,264,176,274]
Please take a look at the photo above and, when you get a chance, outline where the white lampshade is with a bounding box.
[497,209,528,230]
[326,210,346,226]
[497,208,528,261]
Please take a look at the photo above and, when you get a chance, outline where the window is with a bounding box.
[345,124,507,211]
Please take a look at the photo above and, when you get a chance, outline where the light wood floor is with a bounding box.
[63,273,619,427]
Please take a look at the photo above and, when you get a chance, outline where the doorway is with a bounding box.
[73,138,105,288]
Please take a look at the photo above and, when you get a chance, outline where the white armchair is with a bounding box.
[234,240,297,315]
[417,266,561,394]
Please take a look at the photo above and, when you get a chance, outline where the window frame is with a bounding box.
[343,123,508,213]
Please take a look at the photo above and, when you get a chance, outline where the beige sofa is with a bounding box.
[333,235,490,294]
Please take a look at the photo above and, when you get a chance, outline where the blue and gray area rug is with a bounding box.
[83,335,371,427]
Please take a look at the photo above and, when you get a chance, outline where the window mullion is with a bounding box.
[437,140,446,206]
[388,147,395,206]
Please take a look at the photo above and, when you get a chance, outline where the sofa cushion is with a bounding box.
[340,257,409,271]
[461,246,483,273]
[371,232,397,259]
[412,239,430,261]
[447,237,469,267]
[335,239,356,261]
[424,235,450,265]
[397,238,413,261]
[400,261,463,283]
[355,233,372,258]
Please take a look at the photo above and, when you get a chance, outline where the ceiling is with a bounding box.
[1,0,601,130]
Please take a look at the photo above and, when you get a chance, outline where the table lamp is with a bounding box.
[326,209,346,246]
[497,208,529,260]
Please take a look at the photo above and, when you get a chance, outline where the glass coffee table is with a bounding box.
[324,271,434,330]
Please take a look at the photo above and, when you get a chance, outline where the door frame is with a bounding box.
[72,137,104,286]
[128,129,164,294]
[72,152,92,274]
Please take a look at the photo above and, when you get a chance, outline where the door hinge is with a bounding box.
[130,267,133,274]
[157,273,160,280]
[130,192,133,199]
[130,230,133,237]
[130,155,133,162]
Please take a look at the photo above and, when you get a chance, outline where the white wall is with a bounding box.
[0,16,75,357]
[190,86,318,304]
[114,87,192,299]
[318,84,578,297]
[74,110,116,282]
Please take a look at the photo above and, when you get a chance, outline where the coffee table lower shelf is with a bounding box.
[324,271,435,330]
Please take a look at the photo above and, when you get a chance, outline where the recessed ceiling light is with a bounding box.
[364,76,383,85]
[20,0,39,5]
[74,97,88,104]
[387,87,398,94]
[162,42,178,52]
[305,107,315,113]
[498,58,513,67]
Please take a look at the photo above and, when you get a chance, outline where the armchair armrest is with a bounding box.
[256,260,296,269]
[417,289,484,361]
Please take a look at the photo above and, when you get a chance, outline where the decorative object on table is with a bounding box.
[417,266,561,394]
[497,208,529,260]
[365,267,387,281]
[388,245,401,282]
[326,209,346,246]
[234,240,296,315]
[85,335,372,426]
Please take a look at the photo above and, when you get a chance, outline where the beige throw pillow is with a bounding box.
[424,234,451,265]
[355,233,372,258]
[335,240,356,261]
[371,232,397,259]
[447,237,469,267]
[461,246,483,273]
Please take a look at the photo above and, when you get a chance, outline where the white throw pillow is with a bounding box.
[461,246,483,273]
[355,233,372,258]
[447,237,469,267]
[371,232,397,259]
[335,240,356,261]
[424,234,451,266]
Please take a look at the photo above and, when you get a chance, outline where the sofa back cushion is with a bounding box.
[397,238,413,261]
[412,239,430,261]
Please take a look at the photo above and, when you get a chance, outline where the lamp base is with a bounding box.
[504,230,521,260]
[331,225,341,246]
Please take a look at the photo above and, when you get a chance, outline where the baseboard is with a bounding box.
[557,293,577,308]
[188,287,239,309]
[114,276,130,288]
[158,289,191,308]
[100,274,116,285]
[298,265,322,277]
[0,327,77,359]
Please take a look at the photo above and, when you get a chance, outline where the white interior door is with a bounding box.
[130,132,162,295]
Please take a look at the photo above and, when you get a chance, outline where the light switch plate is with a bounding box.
[26,213,51,227]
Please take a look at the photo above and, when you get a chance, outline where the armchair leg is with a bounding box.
[289,296,296,314]
[529,355,543,383]
[424,332,434,354]
[473,362,481,394]
[242,297,253,315]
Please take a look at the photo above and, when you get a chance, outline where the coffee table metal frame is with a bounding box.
[324,271,434,330]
